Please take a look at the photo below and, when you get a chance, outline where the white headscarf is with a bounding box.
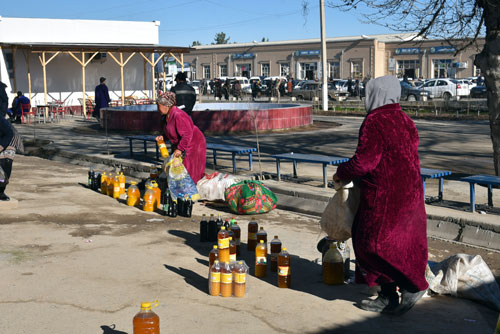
[364,75,401,113]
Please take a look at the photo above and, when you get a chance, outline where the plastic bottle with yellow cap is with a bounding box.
[133,300,159,334]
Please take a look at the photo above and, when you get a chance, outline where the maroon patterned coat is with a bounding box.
[336,103,428,292]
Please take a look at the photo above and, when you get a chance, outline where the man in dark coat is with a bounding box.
[334,75,428,315]
[94,77,110,120]
[0,81,8,118]
[170,72,196,117]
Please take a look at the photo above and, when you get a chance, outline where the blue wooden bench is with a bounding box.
[460,174,500,212]
[126,135,161,160]
[272,153,350,188]
[420,168,452,201]
[206,143,257,174]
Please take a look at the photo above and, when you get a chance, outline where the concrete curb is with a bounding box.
[25,144,500,251]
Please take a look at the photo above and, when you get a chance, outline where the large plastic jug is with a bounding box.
[133,300,159,334]
[143,186,156,212]
[127,182,140,207]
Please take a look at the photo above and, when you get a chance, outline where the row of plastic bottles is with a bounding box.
[209,260,248,297]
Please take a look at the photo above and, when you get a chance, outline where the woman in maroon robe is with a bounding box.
[155,92,206,184]
[333,76,428,315]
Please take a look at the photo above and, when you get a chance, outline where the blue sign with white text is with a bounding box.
[233,53,254,59]
[395,48,420,55]
[296,50,321,56]
[430,46,456,54]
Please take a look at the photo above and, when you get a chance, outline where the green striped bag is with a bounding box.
[224,180,278,215]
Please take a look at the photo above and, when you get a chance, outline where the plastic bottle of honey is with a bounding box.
[247,220,258,251]
[220,262,232,297]
[143,185,156,212]
[127,182,140,207]
[156,138,169,158]
[112,176,120,199]
[207,214,217,242]
[209,245,219,272]
[107,175,115,197]
[257,227,268,252]
[216,214,223,232]
[278,247,291,288]
[255,240,267,278]
[118,172,126,195]
[151,181,161,210]
[323,243,344,285]
[200,214,208,242]
[100,172,108,194]
[229,237,237,262]
[209,260,221,296]
[270,235,282,272]
[150,165,158,180]
[230,222,241,256]
[217,226,230,263]
[133,300,159,334]
[233,261,246,298]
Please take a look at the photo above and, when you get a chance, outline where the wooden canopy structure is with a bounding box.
[0,43,191,117]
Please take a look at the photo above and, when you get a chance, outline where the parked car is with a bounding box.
[400,81,432,101]
[292,82,339,100]
[189,80,200,95]
[456,79,473,96]
[470,85,487,98]
[421,78,461,100]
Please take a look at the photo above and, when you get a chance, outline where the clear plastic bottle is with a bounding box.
[218,226,230,263]
[156,138,169,158]
[112,176,121,199]
[151,181,161,210]
[127,181,140,207]
[133,301,159,334]
[257,227,268,252]
[216,214,223,233]
[255,240,267,278]
[209,245,219,272]
[233,261,246,298]
[247,220,259,251]
[118,172,126,195]
[270,235,282,272]
[200,214,208,242]
[230,222,241,256]
[337,241,351,281]
[220,262,232,297]
[278,247,291,288]
[100,172,108,194]
[229,237,237,262]
[107,175,115,197]
[322,243,344,285]
[150,165,158,180]
[143,185,156,212]
[209,260,221,296]
[208,214,217,242]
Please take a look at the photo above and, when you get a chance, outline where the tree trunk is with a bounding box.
[475,1,500,176]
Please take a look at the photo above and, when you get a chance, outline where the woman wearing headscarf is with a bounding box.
[155,91,206,184]
[333,76,428,315]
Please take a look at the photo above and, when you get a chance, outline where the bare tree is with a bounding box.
[303,0,500,175]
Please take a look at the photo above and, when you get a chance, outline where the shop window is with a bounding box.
[280,63,290,77]
[219,64,227,77]
[433,59,452,78]
[329,62,340,79]
[261,63,270,77]
[203,65,211,79]
[397,59,420,79]
[350,61,363,79]
[300,62,317,80]
[236,64,252,78]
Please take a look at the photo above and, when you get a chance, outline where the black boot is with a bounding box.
[359,283,399,313]
[0,192,10,201]
[393,289,426,315]
[0,158,13,201]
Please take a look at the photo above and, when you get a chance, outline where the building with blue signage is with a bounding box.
[184,33,484,81]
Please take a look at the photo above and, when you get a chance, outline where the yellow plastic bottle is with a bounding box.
[107,175,114,197]
[151,181,161,210]
[119,172,126,195]
[113,176,120,199]
[255,240,267,278]
[143,185,156,212]
[100,172,108,194]
[127,182,140,207]
[133,300,159,334]
[157,138,169,158]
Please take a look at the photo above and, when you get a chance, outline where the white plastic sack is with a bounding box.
[319,180,360,241]
[426,254,500,311]
[196,172,242,201]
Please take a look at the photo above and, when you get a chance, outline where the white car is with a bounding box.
[189,80,200,95]
[421,78,461,100]
[456,79,473,96]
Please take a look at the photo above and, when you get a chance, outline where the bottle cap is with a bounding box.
[260,240,264,243]
[130,181,137,185]
[274,235,278,238]
[213,245,217,249]
[221,226,226,230]
[202,214,206,216]
[260,227,264,230]
[282,247,287,251]
[229,237,233,240]
[214,260,219,264]
[140,300,158,311]
[210,214,214,216]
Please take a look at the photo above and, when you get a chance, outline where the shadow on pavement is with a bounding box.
[100,324,128,334]
[163,264,207,294]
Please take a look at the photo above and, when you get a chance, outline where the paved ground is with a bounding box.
[1,155,498,334]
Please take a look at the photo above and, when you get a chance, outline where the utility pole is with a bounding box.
[320,0,328,111]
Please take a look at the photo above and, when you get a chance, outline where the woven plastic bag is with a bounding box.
[319,180,360,241]
[166,156,200,201]
[196,172,242,201]
[224,180,277,215]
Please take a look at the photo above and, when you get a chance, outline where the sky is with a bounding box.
[0,0,396,46]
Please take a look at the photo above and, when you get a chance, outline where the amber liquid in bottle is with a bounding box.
[209,260,221,296]
[256,226,267,245]
[133,306,159,334]
[209,245,218,272]
[229,237,237,262]
[278,248,291,288]
[230,222,241,255]
[270,235,281,272]
[233,261,246,298]
[218,227,230,263]
[247,221,258,251]
[255,240,267,278]
[220,263,233,297]
[322,244,344,285]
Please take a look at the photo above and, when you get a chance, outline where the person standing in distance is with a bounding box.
[170,72,196,117]
[94,77,110,120]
